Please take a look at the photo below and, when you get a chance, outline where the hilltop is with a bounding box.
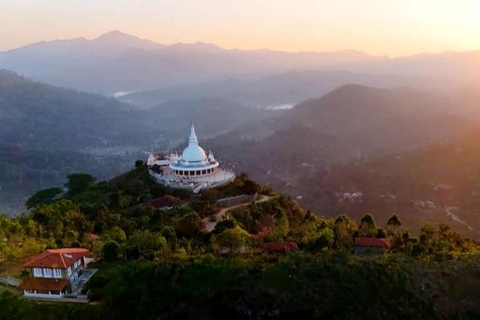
[2,165,480,319]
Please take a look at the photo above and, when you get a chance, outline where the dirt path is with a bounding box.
[203,195,271,232]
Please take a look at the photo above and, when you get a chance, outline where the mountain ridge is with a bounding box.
[2,30,479,94]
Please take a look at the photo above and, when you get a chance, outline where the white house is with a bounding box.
[18,248,90,299]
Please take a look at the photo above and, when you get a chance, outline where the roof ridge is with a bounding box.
[58,252,67,268]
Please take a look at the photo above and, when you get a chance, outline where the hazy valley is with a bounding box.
[2,37,480,236]
[3,6,480,317]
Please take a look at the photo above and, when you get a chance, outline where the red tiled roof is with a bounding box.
[264,242,298,252]
[18,278,69,292]
[23,248,89,269]
[86,233,100,240]
[355,238,391,248]
[141,196,181,209]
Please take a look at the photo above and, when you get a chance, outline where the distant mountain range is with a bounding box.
[0,69,136,150]
[1,30,479,95]
[213,84,476,159]
[6,30,165,55]
[121,70,453,109]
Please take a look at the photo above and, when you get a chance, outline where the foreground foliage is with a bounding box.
[1,165,480,319]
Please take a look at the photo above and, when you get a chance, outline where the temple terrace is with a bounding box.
[147,122,235,193]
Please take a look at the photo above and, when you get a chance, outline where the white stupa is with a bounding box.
[147,122,235,193]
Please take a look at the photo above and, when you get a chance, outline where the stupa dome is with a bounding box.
[181,122,207,163]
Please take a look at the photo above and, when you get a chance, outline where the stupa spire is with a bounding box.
[189,121,198,144]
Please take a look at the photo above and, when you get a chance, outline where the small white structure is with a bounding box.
[337,192,364,202]
[148,122,235,193]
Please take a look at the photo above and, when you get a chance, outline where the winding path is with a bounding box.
[203,195,271,232]
[445,206,478,233]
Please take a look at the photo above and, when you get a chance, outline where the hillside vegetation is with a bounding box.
[2,166,480,319]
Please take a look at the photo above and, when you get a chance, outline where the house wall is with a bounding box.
[29,257,86,280]
[355,246,387,254]
[23,290,66,299]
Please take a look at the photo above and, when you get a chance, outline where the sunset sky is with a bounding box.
[1,0,479,56]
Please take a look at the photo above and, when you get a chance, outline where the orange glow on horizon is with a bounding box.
[1,0,480,57]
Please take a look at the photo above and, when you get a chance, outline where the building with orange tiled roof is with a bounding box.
[354,237,391,254]
[19,248,92,299]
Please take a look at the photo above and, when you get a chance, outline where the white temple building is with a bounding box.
[147,122,236,193]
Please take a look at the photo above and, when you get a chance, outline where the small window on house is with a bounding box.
[67,267,72,276]
[33,268,42,277]
[43,268,52,278]
[53,269,62,278]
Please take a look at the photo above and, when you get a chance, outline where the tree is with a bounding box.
[242,180,260,195]
[376,228,387,238]
[271,208,289,240]
[213,226,250,255]
[64,230,79,243]
[26,187,63,209]
[102,227,127,243]
[438,223,451,240]
[387,214,402,227]
[175,212,205,238]
[421,224,436,240]
[135,160,144,168]
[65,173,96,196]
[22,238,43,257]
[358,214,377,237]
[160,226,177,250]
[21,218,37,237]
[386,214,402,235]
[90,240,104,260]
[31,199,83,239]
[333,215,357,249]
[212,219,237,235]
[417,224,435,253]
[412,243,427,257]
[50,220,64,238]
[102,241,119,261]
[294,211,320,244]
[128,231,167,259]
[303,210,318,222]
[309,228,334,251]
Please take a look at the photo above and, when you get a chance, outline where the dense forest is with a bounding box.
[2,164,480,319]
